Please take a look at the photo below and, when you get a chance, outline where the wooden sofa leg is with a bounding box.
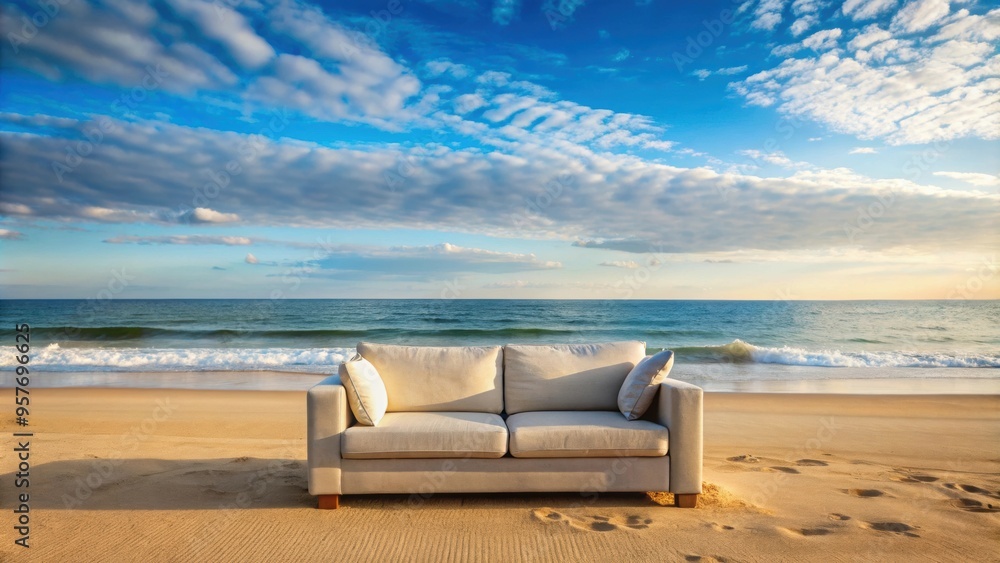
[318,495,340,509]
[674,494,698,508]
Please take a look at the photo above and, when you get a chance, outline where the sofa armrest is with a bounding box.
[307,373,355,495]
[656,378,703,494]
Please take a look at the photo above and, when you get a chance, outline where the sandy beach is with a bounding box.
[2,387,998,562]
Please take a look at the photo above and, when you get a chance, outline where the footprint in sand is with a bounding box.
[844,488,885,498]
[532,508,652,532]
[891,473,939,483]
[865,521,919,538]
[727,454,759,463]
[944,483,1000,499]
[685,556,730,562]
[795,459,829,467]
[766,466,801,474]
[707,522,735,531]
[828,513,851,521]
[951,498,1000,513]
[779,527,833,537]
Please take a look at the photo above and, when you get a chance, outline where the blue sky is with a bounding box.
[0,0,997,299]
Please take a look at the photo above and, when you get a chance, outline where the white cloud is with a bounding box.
[732,9,1000,145]
[600,260,641,268]
[737,149,811,168]
[849,147,878,154]
[453,93,488,114]
[245,253,259,264]
[613,49,631,62]
[803,28,843,50]
[790,15,819,35]
[773,28,842,55]
[892,0,951,33]
[493,0,522,25]
[746,0,790,31]
[847,24,893,50]
[0,0,238,92]
[483,280,611,289]
[0,202,32,215]
[842,0,898,21]
[0,0,422,126]
[933,171,1000,187]
[305,243,561,277]
[424,59,471,79]
[790,0,825,34]
[163,0,276,69]
[182,208,241,224]
[693,65,748,80]
[457,80,675,152]
[0,229,24,240]
[104,235,254,245]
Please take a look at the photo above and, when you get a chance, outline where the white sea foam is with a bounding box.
[3,341,997,373]
[2,345,355,372]
[741,340,1000,368]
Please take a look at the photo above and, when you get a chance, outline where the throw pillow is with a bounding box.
[617,350,675,420]
[339,356,388,426]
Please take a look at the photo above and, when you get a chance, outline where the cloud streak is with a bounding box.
[2,113,996,257]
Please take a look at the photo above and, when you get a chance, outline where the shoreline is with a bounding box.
[3,365,998,394]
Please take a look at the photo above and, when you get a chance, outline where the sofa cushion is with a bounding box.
[503,341,646,414]
[506,411,669,458]
[342,412,508,459]
[618,350,675,421]
[357,342,503,413]
[339,356,388,426]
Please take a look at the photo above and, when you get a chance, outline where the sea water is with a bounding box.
[1,299,997,390]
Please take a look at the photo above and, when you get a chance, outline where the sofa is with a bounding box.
[306,341,703,509]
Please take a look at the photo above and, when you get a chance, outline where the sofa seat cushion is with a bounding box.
[342,412,508,459]
[506,411,669,458]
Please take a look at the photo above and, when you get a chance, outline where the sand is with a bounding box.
[1,388,998,562]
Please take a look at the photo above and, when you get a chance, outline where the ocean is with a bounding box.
[2,299,998,391]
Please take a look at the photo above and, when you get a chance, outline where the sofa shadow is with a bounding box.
[6,457,668,511]
[4,457,310,510]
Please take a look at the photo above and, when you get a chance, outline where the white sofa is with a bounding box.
[307,341,703,509]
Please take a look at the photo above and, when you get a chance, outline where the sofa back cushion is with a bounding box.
[504,341,646,414]
[357,342,504,414]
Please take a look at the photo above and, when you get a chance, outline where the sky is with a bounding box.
[0,0,997,300]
